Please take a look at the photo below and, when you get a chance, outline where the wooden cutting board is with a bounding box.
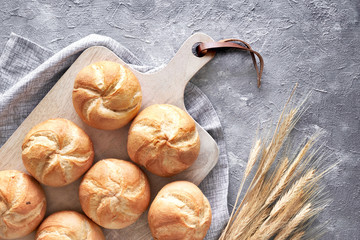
[0,33,219,239]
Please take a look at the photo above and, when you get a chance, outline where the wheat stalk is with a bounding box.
[292,231,305,240]
[269,170,315,218]
[265,140,314,207]
[237,208,270,239]
[274,203,313,240]
[219,139,261,239]
[219,87,332,240]
[250,171,313,240]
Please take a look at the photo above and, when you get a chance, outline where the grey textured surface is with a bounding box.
[0,0,359,239]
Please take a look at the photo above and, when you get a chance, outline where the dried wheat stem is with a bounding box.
[252,108,297,193]
[235,102,299,218]
[234,139,262,214]
[245,139,262,178]
[270,157,289,190]
[219,139,262,240]
[249,171,315,240]
[265,139,314,207]
[226,178,272,238]
[229,158,288,238]
[230,198,265,238]
[267,84,298,148]
[270,170,315,218]
[225,124,314,240]
[235,208,270,239]
[233,159,288,237]
[219,86,330,240]
[250,86,297,190]
[258,85,299,170]
[249,204,300,240]
[274,203,313,240]
[291,231,305,240]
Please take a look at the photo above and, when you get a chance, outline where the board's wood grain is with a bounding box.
[0,33,218,239]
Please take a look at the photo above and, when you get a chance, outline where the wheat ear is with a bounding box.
[270,170,315,218]
[265,137,316,207]
[274,203,313,240]
[250,170,315,239]
[292,231,305,240]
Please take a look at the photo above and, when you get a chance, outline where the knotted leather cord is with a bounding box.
[196,39,264,88]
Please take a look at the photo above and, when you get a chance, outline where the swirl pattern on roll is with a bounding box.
[79,159,150,229]
[22,118,94,187]
[72,61,142,130]
[127,104,200,177]
[148,181,212,240]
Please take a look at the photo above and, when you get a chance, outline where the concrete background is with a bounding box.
[0,0,359,239]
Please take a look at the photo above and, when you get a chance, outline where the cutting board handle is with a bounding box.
[134,33,216,109]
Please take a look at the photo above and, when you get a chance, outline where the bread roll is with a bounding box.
[0,170,46,239]
[148,181,212,240]
[79,159,150,229]
[127,104,200,177]
[36,211,105,240]
[72,61,142,130]
[22,118,94,187]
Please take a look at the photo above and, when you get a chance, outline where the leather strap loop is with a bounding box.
[197,39,264,88]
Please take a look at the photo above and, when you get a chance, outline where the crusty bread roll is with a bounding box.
[79,159,150,229]
[0,170,46,239]
[36,211,105,240]
[148,181,212,240]
[72,61,142,130]
[22,118,94,187]
[127,104,200,177]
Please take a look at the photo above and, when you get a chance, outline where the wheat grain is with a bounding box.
[255,109,297,183]
[249,171,315,239]
[291,231,305,240]
[236,208,270,239]
[265,139,314,207]
[269,157,289,190]
[245,139,262,178]
[251,86,299,188]
[274,203,312,240]
[270,170,315,218]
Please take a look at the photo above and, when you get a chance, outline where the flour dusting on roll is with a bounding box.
[0,170,46,239]
[72,61,142,130]
[22,118,94,187]
[127,104,200,177]
[36,211,105,240]
[79,159,150,229]
[148,181,212,240]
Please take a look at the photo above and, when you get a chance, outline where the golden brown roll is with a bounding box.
[72,61,142,130]
[0,170,46,239]
[148,181,212,240]
[127,104,200,177]
[79,159,150,229]
[35,211,105,240]
[22,118,94,187]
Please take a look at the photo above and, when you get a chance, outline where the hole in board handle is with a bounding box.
[192,42,205,58]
